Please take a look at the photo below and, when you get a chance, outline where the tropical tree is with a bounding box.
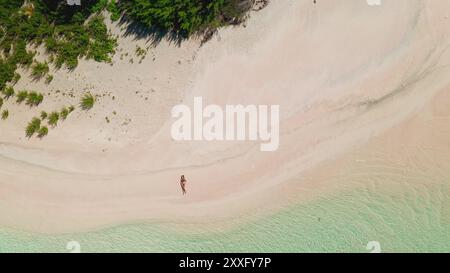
[118,0,255,38]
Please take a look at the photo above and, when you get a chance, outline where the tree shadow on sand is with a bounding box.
[116,16,214,48]
[114,0,267,47]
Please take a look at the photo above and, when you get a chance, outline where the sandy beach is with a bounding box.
[0,0,449,235]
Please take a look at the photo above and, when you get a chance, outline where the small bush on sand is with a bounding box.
[1,109,8,120]
[40,111,48,120]
[16,90,28,104]
[2,87,14,99]
[37,126,49,138]
[80,93,95,110]
[45,75,54,84]
[11,73,21,84]
[26,92,44,107]
[26,117,41,138]
[48,112,59,127]
[60,107,69,120]
[31,62,49,79]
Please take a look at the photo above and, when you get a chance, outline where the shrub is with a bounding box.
[31,62,50,79]
[118,0,254,38]
[26,92,44,106]
[45,75,54,84]
[48,111,59,127]
[12,40,35,67]
[25,117,41,138]
[91,0,109,13]
[12,73,21,84]
[80,93,95,110]
[40,111,48,120]
[37,126,49,138]
[60,107,69,120]
[0,59,16,90]
[86,15,117,63]
[107,0,121,21]
[2,86,15,99]
[1,109,8,120]
[16,90,28,104]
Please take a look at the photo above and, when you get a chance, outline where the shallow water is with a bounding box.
[1,184,447,253]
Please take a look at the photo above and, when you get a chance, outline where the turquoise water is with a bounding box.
[2,138,449,253]
[1,184,448,252]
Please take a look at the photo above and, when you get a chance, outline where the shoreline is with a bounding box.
[0,0,450,235]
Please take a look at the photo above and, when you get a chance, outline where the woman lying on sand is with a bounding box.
[180,175,187,195]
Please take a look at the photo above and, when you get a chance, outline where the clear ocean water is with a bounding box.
[1,185,448,253]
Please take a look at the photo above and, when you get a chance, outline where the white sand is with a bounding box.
[1,0,450,233]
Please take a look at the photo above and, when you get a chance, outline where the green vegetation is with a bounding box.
[0,0,118,87]
[48,111,59,127]
[86,15,118,63]
[80,93,95,110]
[2,87,15,99]
[118,0,255,39]
[91,0,109,13]
[37,126,48,138]
[25,91,44,106]
[0,58,16,91]
[45,74,53,84]
[107,0,121,22]
[31,61,49,79]
[25,117,41,138]
[12,73,21,84]
[40,111,47,120]
[16,90,28,104]
[25,116,49,139]
[60,107,69,120]
[1,109,8,120]
[0,97,3,108]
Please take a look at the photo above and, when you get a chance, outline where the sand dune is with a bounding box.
[0,0,450,233]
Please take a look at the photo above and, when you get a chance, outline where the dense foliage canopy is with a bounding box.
[118,0,254,38]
